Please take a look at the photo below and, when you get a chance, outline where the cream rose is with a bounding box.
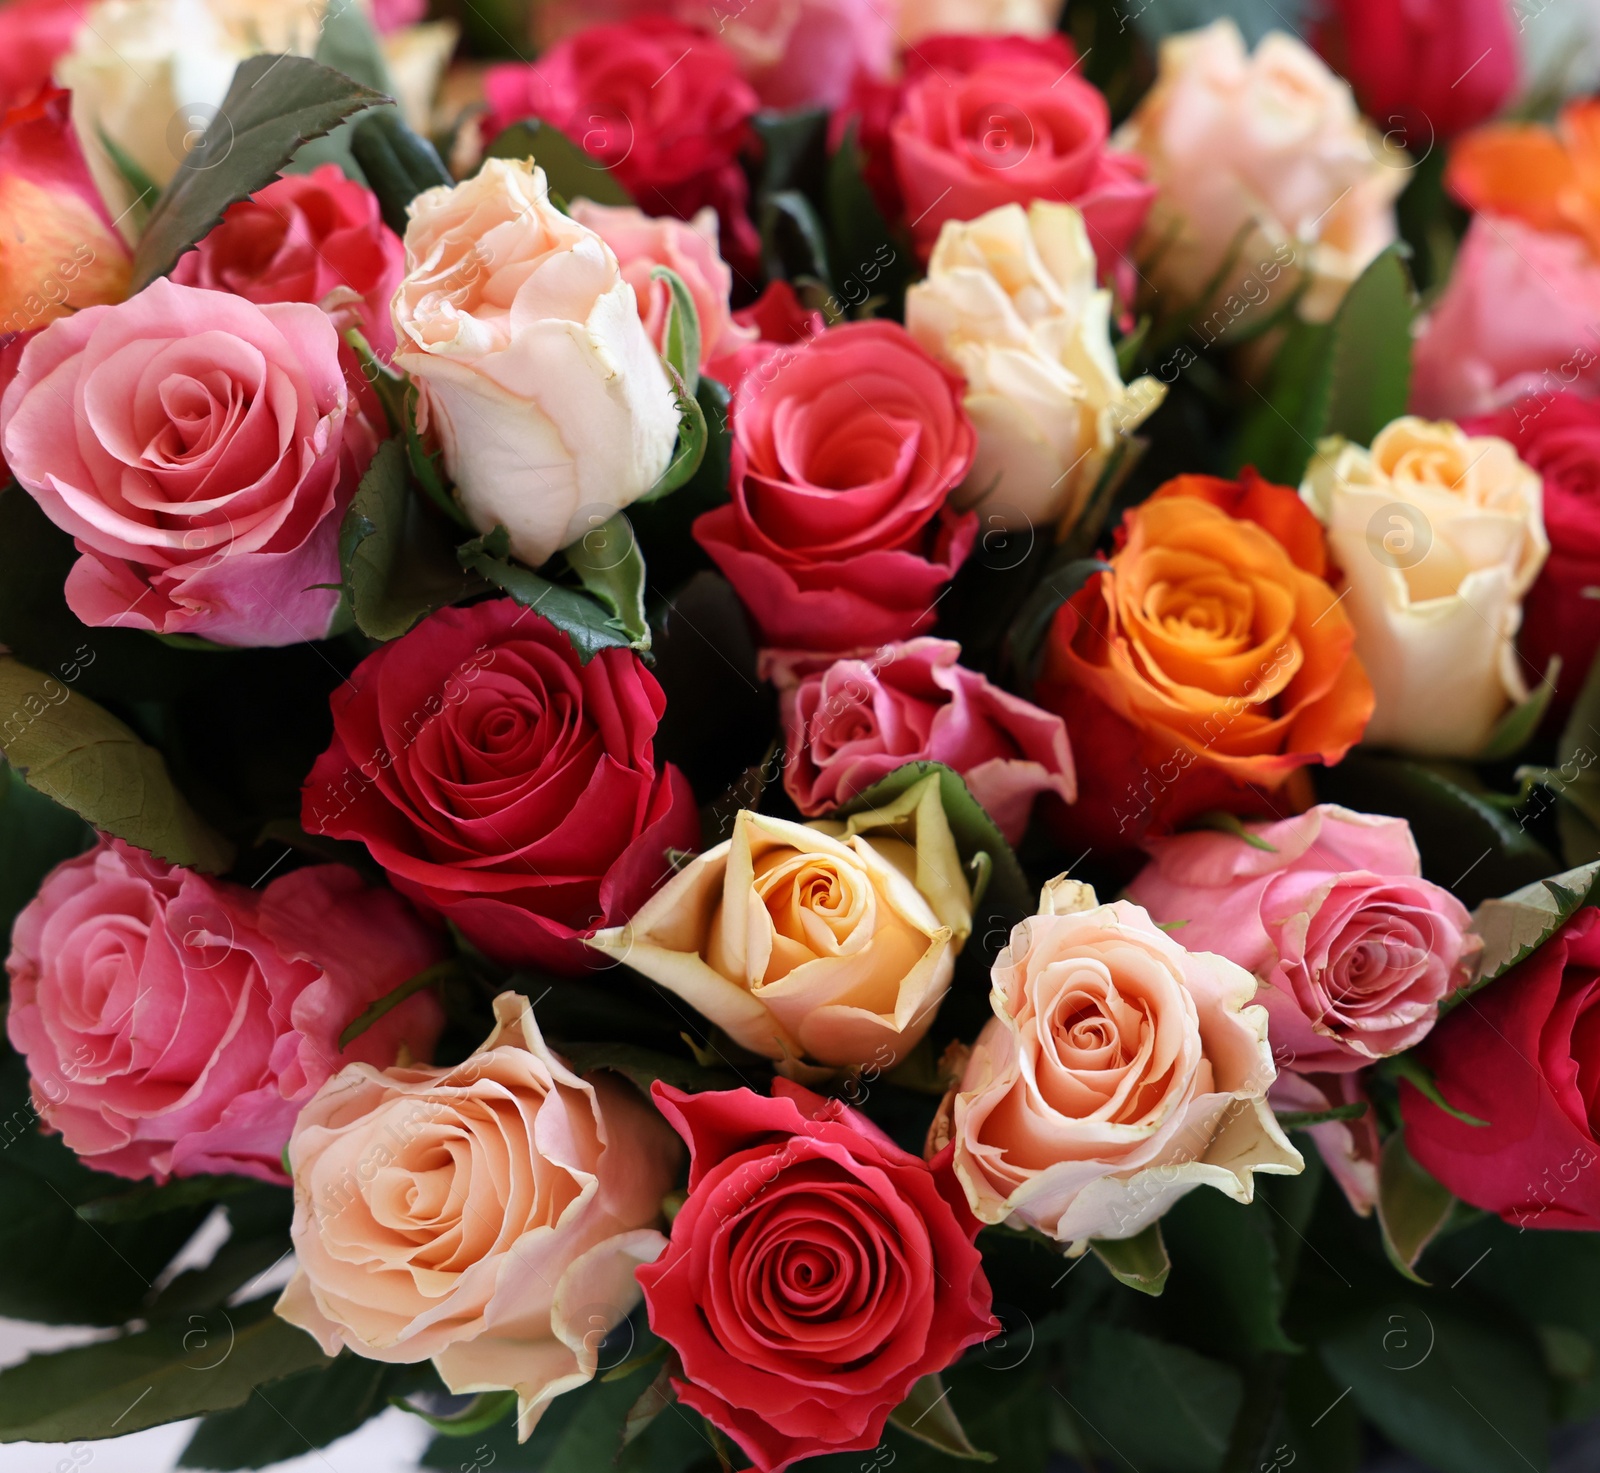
[588,775,972,1073]
[1302,416,1548,757]
[898,0,1062,45]
[1114,20,1405,324]
[275,991,682,1437]
[906,201,1163,534]
[392,159,680,568]
[929,879,1301,1243]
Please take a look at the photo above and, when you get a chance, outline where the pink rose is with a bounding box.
[1127,804,1480,1072]
[1411,215,1600,419]
[1269,1070,1379,1216]
[566,200,752,371]
[0,276,371,647]
[760,638,1075,842]
[171,164,404,360]
[370,0,425,32]
[0,0,80,111]
[5,841,446,1184]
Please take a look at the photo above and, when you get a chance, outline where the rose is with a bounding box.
[565,200,752,371]
[1411,218,1600,420]
[928,880,1301,1241]
[171,164,404,360]
[889,49,1155,291]
[637,1078,997,1473]
[1313,0,1519,147]
[761,638,1075,844]
[1402,907,1600,1231]
[1,276,369,647]
[905,201,1164,534]
[1269,1069,1379,1215]
[0,85,130,345]
[482,18,760,272]
[391,159,679,570]
[704,280,825,390]
[277,990,682,1433]
[5,840,445,1184]
[1114,19,1405,324]
[302,598,700,975]
[589,781,972,1071]
[1465,392,1600,720]
[1035,474,1373,850]
[0,0,80,110]
[898,0,1065,45]
[1302,416,1548,756]
[693,320,978,651]
[1127,804,1480,1071]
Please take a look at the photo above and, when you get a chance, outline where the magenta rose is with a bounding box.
[301,598,700,975]
[760,637,1075,842]
[637,1079,997,1473]
[693,320,978,651]
[0,277,372,647]
[5,841,445,1184]
[1127,804,1480,1072]
[1465,391,1600,720]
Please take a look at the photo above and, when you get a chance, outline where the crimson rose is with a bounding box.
[638,1079,996,1473]
[301,599,699,974]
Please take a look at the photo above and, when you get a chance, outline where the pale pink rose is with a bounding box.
[1411,215,1600,420]
[566,200,753,371]
[1127,804,1480,1073]
[760,638,1075,843]
[930,882,1300,1242]
[5,841,446,1184]
[0,277,371,647]
[1269,1070,1379,1216]
[276,991,683,1438]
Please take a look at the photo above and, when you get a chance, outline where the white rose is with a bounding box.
[1114,19,1406,325]
[1302,416,1549,757]
[905,202,1164,534]
[392,158,680,568]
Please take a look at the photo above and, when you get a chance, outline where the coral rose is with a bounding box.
[693,320,977,651]
[303,599,699,976]
[5,840,445,1184]
[930,880,1302,1242]
[277,991,682,1434]
[638,1078,996,1473]
[761,639,1075,843]
[589,777,971,1072]
[1035,474,1373,850]
[1128,804,1480,1071]
[1302,416,1547,756]
[1,276,368,646]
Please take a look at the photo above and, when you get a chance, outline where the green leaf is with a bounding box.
[1162,1190,1298,1355]
[753,108,828,201]
[650,266,701,397]
[1478,656,1560,761]
[349,107,451,237]
[77,1174,262,1224]
[552,1040,742,1096]
[0,654,234,872]
[484,118,632,207]
[0,1297,330,1442]
[887,1373,995,1461]
[1320,1298,1549,1473]
[131,55,387,288]
[338,957,462,1049]
[339,440,483,641]
[313,0,392,92]
[97,126,158,230]
[762,188,831,287]
[456,526,634,664]
[634,366,709,507]
[1090,1221,1171,1296]
[0,759,92,946]
[1376,1129,1456,1284]
[1191,809,1278,851]
[396,1389,517,1437]
[1003,557,1110,692]
[179,1354,396,1469]
[1459,858,1600,1003]
[826,120,910,320]
[148,1187,295,1319]
[1275,1101,1369,1130]
[564,514,650,652]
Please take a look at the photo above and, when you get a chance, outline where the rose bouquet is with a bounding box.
[0,1,1597,1471]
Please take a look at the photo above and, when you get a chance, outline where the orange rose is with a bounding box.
[1036,475,1373,851]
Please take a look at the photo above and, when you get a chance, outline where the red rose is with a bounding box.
[888,49,1154,294]
[693,319,977,650]
[1402,907,1600,1231]
[482,19,760,275]
[1465,392,1600,720]
[0,0,79,111]
[1314,0,1518,147]
[301,599,699,975]
[172,164,404,360]
[637,1079,996,1473]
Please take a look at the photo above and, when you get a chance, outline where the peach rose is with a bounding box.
[276,991,682,1438]
[588,776,972,1072]
[1115,19,1405,324]
[929,880,1302,1242]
